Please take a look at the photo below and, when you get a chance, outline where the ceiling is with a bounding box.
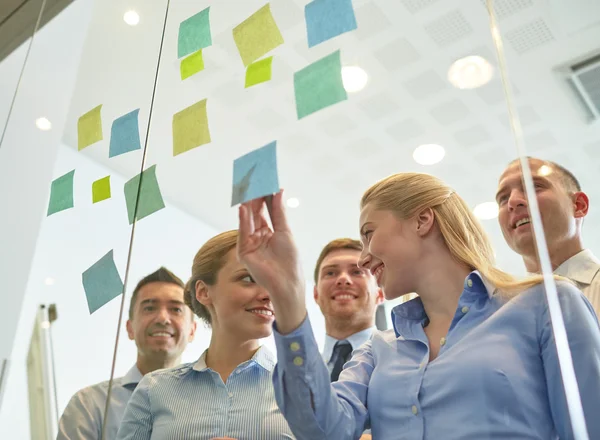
[14,0,600,277]
[0,0,74,63]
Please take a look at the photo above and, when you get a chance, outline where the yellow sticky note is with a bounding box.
[180,49,204,80]
[78,105,103,150]
[172,99,211,156]
[233,4,284,67]
[92,176,111,203]
[245,56,273,88]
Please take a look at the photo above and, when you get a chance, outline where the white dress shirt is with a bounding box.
[322,327,376,375]
[555,249,600,317]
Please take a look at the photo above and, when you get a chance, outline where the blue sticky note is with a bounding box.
[82,250,124,314]
[231,141,280,206]
[178,7,212,59]
[305,0,357,48]
[109,109,141,158]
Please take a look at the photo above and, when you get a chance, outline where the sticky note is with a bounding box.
[232,4,284,67]
[178,7,212,58]
[181,50,204,80]
[173,99,211,156]
[109,109,141,158]
[294,50,348,119]
[245,56,273,88]
[231,141,280,206]
[77,105,103,150]
[305,0,358,48]
[124,165,166,224]
[82,250,124,314]
[92,176,111,203]
[47,170,75,216]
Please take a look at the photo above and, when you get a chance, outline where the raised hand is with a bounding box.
[237,190,307,334]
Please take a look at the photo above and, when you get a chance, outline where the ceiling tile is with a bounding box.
[386,118,425,143]
[423,10,473,48]
[478,0,534,20]
[354,2,393,40]
[403,70,447,99]
[476,80,519,105]
[319,114,357,137]
[246,107,288,132]
[358,91,401,121]
[583,142,600,158]
[401,0,443,13]
[344,137,384,158]
[505,18,555,54]
[499,106,540,128]
[373,38,421,71]
[454,125,492,147]
[430,99,471,125]
[270,0,305,30]
[524,130,559,152]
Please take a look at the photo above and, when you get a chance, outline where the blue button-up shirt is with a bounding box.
[57,364,142,440]
[116,346,294,440]
[322,327,375,375]
[273,272,600,439]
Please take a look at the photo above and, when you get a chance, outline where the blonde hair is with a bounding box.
[361,173,550,298]
[184,230,239,324]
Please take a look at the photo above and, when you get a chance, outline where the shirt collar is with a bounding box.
[122,364,144,389]
[323,326,376,363]
[192,345,276,373]
[554,249,600,285]
[391,271,493,338]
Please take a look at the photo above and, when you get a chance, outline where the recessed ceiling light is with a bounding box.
[342,66,368,93]
[473,202,499,220]
[413,144,445,165]
[448,56,494,90]
[123,11,140,26]
[45,277,55,286]
[36,117,52,131]
[286,198,300,208]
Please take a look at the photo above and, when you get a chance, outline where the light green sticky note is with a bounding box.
[78,105,103,150]
[180,49,205,80]
[245,56,273,88]
[124,165,166,225]
[178,7,212,58]
[294,50,348,119]
[232,4,284,67]
[172,99,211,156]
[47,170,75,216]
[92,176,111,203]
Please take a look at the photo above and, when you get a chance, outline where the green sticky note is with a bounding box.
[294,50,348,119]
[178,7,212,58]
[92,176,111,203]
[47,170,75,216]
[245,56,273,88]
[180,49,204,80]
[82,250,124,314]
[124,165,166,225]
[77,105,103,150]
[233,4,284,67]
[172,99,211,156]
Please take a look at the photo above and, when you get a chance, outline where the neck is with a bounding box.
[325,317,373,341]
[136,354,181,376]
[205,329,260,383]
[414,255,471,328]
[523,237,584,273]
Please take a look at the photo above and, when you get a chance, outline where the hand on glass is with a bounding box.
[237,191,307,334]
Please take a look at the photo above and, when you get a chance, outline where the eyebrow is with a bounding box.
[139,299,186,307]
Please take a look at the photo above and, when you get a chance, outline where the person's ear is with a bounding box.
[187,320,197,342]
[573,191,589,219]
[313,285,319,303]
[416,207,435,236]
[195,280,212,307]
[375,288,384,305]
[126,319,135,341]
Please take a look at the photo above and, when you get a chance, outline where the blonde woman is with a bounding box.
[117,231,294,440]
[237,175,600,440]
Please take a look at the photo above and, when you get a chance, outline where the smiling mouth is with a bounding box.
[332,293,357,301]
[372,264,384,284]
[514,217,531,229]
[247,309,274,318]
[149,331,173,337]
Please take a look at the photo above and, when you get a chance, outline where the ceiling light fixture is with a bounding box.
[473,202,499,220]
[342,66,368,93]
[286,198,300,208]
[412,144,445,165]
[45,277,55,286]
[124,11,140,26]
[448,56,494,90]
[35,117,52,131]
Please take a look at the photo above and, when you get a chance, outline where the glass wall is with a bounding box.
[1,0,599,438]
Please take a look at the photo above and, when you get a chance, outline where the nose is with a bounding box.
[256,286,270,302]
[507,189,527,212]
[156,306,171,324]
[336,271,352,286]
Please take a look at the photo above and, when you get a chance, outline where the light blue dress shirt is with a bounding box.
[57,364,142,440]
[273,272,600,439]
[322,327,375,375]
[116,346,294,440]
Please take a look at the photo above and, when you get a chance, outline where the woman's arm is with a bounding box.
[541,282,600,439]
[115,377,153,440]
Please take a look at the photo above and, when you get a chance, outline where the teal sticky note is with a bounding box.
[178,7,212,59]
[305,0,357,48]
[231,141,280,206]
[47,170,75,216]
[294,50,348,119]
[109,109,141,158]
[124,165,166,225]
[82,250,124,314]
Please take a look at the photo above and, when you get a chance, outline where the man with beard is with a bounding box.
[57,267,197,440]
